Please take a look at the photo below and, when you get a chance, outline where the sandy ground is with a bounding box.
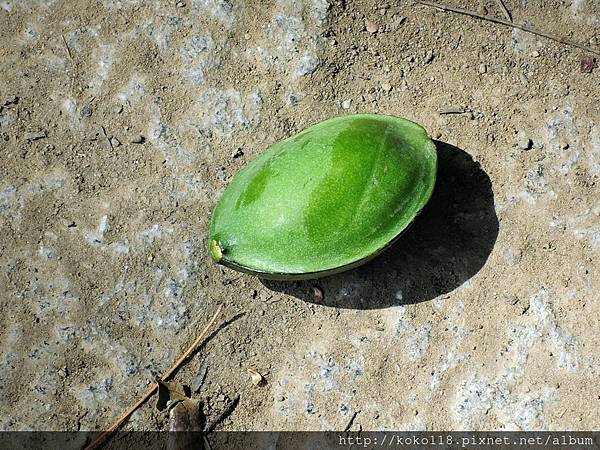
[1,0,599,433]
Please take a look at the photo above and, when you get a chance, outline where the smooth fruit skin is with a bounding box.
[209,114,437,280]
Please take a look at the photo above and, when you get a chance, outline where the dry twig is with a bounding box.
[61,34,76,95]
[437,107,468,115]
[343,410,359,432]
[418,1,600,55]
[495,0,512,22]
[61,34,73,59]
[84,304,224,450]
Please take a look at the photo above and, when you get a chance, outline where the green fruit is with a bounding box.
[208,114,437,280]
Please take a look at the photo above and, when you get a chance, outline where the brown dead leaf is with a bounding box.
[155,378,189,411]
[247,368,266,386]
[168,399,205,450]
[170,398,204,431]
[311,286,324,302]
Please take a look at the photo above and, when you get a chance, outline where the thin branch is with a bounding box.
[438,107,468,115]
[61,34,73,59]
[495,0,512,23]
[343,410,359,432]
[417,1,600,55]
[61,34,77,95]
[84,304,224,450]
[162,305,223,380]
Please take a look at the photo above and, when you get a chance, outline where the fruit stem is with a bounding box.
[209,239,223,263]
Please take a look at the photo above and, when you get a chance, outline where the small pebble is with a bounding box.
[176,1,185,7]
[531,50,540,58]
[478,64,487,74]
[580,55,597,73]
[341,99,352,109]
[389,15,406,30]
[365,20,379,34]
[4,95,18,105]
[381,82,392,93]
[232,148,244,158]
[217,167,228,181]
[516,131,532,150]
[110,136,121,147]
[130,134,145,144]
[424,50,434,64]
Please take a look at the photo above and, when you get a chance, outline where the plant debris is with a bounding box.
[154,379,205,434]
[247,368,266,386]
[418,1,600,56]
[311,286,324,302]
[155,379,190,411]
[495,0,512,22]
[191,363,209,394]
[437,107,468,115]
[343,410,359,432]
[83,305,223,450]
[169,398,204,432]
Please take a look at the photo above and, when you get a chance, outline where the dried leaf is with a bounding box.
[311,286,324,302]
[247,368,265,386]
[156,378,190,411]
[169,398,204,431]
[168,399,205,450]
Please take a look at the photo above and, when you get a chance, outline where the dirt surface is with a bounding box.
[1,0,599,432]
